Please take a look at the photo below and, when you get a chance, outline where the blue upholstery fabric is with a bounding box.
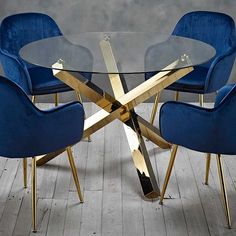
[28,67,72,95]
[0,75,84,158]
[0,13,92,95]
[0,49,32,94]
[160,84,236,155]
[145,11,236,94]
[0,13,62,57]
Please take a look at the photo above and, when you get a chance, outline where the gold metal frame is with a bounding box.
[216,154,231,228]
[159,145,178,204]
[31,95,36,104]
[149,92,160,125]
[175,91,179,101]
[66,147,84,202]
[99,39,161,198]
[36,38,193,199]
[23,158,27,188]
[205,153,211,185]
[75,91,91,142]
[31,157,37,233]
[199,94,204,107]
[54,93,59,106]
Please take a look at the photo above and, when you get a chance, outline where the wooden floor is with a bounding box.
[0,102,236,236]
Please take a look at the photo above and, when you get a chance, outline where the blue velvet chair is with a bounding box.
[0,75,85,232]
[0,12,91,105]
[159,83,236,228]
[146,11,236,125]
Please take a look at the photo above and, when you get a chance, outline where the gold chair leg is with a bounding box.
[150,92,160,125]
[175,91,179,101]
[75,91,91,142]
[160,145,178,204]
[32,95,36,104]
[216,154,231,228]
[54,93,59,107]
[76,91,83,104]
[66,147,84,203]
[23,158,27,188]
[31,157,37,232]
[199,94,204,107]
[205,153,211,185]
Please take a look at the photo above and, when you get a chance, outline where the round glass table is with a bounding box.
[20,32,215,199]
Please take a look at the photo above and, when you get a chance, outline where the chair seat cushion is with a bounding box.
[28,67,72,95]
[166,66,208,93]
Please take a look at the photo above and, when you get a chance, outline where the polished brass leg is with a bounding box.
[100,39,160,198]
[199,94,204,107]
[216,154,231,228]
[23,158,27,188]
[205,153,211,185]
[150,92,160,125]
[175,91,179,101]
[160,145,178,204]
[66,147,84,202]
[75,91,91,142]
[31,157,37,232]
[32,95,36,104]
[54,93,59,107]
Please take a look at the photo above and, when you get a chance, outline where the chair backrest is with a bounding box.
[0,51,32,94]
[0,75,39,157]
[0,13,62,94]
[172,11,236,56]
[0,12,62,57]
[211,84,236,154]
[172,11,236,93]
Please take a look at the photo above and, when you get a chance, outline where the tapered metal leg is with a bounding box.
[23,158,27,188]
[66,147,84,202]
[32,95,36,104]
[54,93,59,106]
[216,154,231,228]
[175,91,179,101]
[150,92,160,125]
[75,91,83,104]
[199,94,204,107]
[160,145,178,204]
[75,91,91,142]
[31,157,37,233]
[205,153,211,185]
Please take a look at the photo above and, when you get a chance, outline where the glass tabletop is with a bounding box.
[20,32,216,75]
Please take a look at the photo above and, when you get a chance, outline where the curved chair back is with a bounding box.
[0,49,32,94]
[0,13,62,57]
[172,11,236,93]
[172,11,236,56]
[0,13,62,94]
[212,84,236,154]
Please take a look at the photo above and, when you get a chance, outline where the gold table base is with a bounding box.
[37,39,193,199]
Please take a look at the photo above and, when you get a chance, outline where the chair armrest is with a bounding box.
[159,101,217,153]
[214,84,235,107]
[204,48,236,93]
[0,76,85,157]
[31,101,85,155]
[0,49,32,93]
